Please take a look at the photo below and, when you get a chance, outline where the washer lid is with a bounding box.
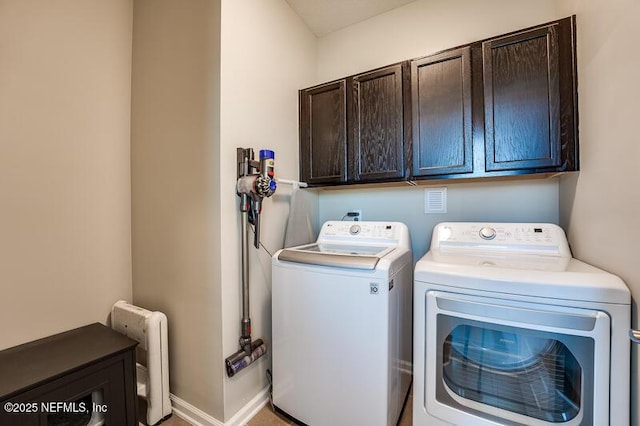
[278,243,395,270]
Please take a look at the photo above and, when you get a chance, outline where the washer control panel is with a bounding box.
[432,222,571,256]
[317,221,412,250]
[322,221,397,239]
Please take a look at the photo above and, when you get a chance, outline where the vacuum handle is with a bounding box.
[253,199,261,249]
[259,149,275,179]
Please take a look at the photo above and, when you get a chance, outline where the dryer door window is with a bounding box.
[441,321,586,422]
[425,291,611,426]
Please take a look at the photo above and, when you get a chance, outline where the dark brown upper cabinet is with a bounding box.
[299,16,577,187]
[299,64,407,185]
[482,16,577,173]
[350,64,406,182]
[299,80,348,185]
[411,47,473,177]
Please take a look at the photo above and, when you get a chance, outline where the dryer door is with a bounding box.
[424,291,610,426]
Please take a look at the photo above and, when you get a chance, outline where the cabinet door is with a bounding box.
[1,353,137,426]
[299,80,348,184]
[483,23,564,172]
[350,64,405,182]
[411,47,473,177]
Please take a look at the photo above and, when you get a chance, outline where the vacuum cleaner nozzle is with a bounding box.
[225,339,267,378]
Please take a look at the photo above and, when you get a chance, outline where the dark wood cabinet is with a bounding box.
[482,17,577,173]
[0,323,138,426]
[411,47,473,177]
[350,63,406,182]
[299,80,348,185]
[299,63,408,185]
[299,16,578,187]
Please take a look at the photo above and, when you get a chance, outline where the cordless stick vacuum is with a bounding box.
[225,148,276,377]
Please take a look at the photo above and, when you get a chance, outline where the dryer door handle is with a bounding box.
[629,329,640,344]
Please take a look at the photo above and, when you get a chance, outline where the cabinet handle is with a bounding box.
[629,329,640,344]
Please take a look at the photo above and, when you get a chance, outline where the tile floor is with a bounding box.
[157,387,412,426]
[247,389,413,426]
[153,414,192,426]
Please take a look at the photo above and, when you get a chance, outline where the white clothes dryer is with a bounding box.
[272,221,412,426]
[414,222,630,426]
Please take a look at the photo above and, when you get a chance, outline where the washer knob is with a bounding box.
[349,224,361,235]
[479,227,496,240]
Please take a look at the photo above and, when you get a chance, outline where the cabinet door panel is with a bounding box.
[351,64,404,181]
[484,25,561,171]
[411,47,473,177]
[299,81,347,184]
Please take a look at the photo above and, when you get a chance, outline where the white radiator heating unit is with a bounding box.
[111,300,171,425]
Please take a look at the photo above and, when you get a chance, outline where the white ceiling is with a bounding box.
[285,0,418,37]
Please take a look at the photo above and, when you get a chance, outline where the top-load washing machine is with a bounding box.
[414,222,631,426]
[272,221,412,426]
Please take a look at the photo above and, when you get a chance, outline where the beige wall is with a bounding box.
[0,0,133,350]
[219,0,316,420]
[315,0,562,252]
[130,0,224,419]
[317,0,559,83]
[131,0,315,421]
[556,0,640,423]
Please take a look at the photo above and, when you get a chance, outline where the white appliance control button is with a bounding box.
[479,227,497,240]
[349,224,361,235]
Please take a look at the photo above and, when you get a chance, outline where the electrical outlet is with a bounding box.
[351,209,362,221]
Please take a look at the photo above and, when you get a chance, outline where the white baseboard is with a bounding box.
[170,394,223,426]
[169,386,270,426]
[224,386,270,426]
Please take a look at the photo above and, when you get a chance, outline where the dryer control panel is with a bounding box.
[431,222,571,256]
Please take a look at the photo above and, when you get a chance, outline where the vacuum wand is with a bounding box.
[226,148,276,378]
